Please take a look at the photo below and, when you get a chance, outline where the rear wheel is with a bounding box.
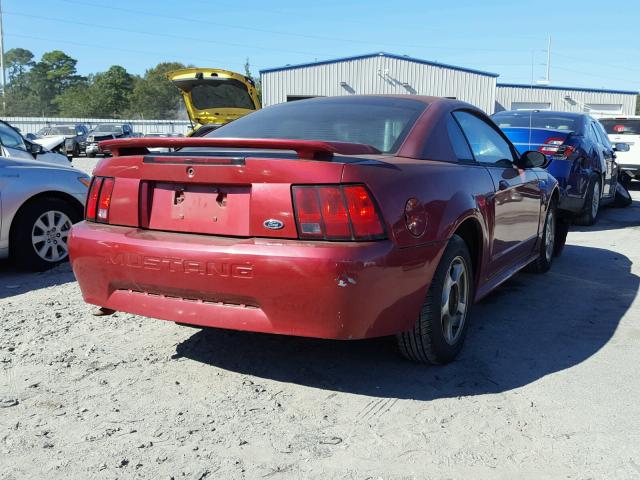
[396,235,473,365]
[575,175,600,226]
[524,198,556,274]
[10,197,82,271]
[614,180,632,208]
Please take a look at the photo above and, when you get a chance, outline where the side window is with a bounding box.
[446,115,474,161]
[590,123,603,146]
[594,122,611,148]
[0,123,27,150]
[452,111,516,165]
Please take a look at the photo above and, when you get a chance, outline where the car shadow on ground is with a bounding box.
[570,183,640,233]
[174,243,638,400]
[0,262,76,299]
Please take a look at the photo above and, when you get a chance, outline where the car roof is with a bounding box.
[493,110,587,119]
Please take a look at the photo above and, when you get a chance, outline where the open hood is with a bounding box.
[33,135,66,151]
[166,68,261,128]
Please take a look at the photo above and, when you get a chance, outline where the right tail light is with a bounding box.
[292,184,386,241]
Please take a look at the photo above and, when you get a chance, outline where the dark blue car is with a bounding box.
[492,110,628,225]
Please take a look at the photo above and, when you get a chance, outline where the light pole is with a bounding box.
[0,0,6,114]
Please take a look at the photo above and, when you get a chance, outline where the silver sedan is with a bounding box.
[0,156,89,270]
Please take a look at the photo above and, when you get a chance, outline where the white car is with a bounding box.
[0,121,70,167]
[599,116,640,180]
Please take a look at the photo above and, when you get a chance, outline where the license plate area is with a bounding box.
[145,182,250,236]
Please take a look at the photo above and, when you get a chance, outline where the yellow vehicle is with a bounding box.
[166,68,261,135]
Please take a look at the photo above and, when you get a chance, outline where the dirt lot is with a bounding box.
[1,158,640,479]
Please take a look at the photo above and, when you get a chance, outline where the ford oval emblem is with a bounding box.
[263,219,284,230]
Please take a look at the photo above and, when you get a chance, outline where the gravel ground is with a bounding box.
[1,157,640,479]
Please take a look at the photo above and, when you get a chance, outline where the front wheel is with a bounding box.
[396,235,473,365]
[10,197,82,271]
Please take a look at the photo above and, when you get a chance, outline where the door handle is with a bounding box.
[498,180,510,190]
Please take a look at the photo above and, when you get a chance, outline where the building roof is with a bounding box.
[260,52,500,78]
[497,83,638,95]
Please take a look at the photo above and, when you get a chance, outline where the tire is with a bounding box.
[524,198,557,274]
[87,152,96,158]
[73,143,80,158]
[396,235,474,365]
[575,175,600,226]
[614,181,632,208]
[10,197,82,271]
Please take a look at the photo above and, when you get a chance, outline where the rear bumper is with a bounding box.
[68,222,444,339]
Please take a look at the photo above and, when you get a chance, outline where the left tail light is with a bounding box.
[85,176,115,223]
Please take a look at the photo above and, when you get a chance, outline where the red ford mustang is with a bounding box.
[69,96,563,364]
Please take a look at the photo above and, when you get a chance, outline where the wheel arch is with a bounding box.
[450,216,483,288]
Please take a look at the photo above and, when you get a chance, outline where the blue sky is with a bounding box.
[3,0,639,91]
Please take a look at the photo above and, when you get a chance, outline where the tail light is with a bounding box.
[292,185,385,241]
[539,137,575,159]
[85,176,115,223]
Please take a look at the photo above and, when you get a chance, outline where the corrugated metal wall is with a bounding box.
[495,85,637,115]
[262,55,497,113]
[0,117,193,136]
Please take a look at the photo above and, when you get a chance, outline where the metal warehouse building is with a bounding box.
[260,52,499,113]
[495,83,637,115]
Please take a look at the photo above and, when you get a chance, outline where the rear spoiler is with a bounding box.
[99,137,381,160]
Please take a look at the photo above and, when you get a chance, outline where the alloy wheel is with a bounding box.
[441,256,469,345]
[31,210,72,263]
[544,207,555,262]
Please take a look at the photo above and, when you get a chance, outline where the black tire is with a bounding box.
[614,181,632,208]
[574,175,601,226]
[87,152,96,158]
[524,198,557,274]
[10,197,82,271]
[396,235,474,365]
[73,143,80,158]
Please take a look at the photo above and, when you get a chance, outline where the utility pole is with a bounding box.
[0,0,5,115]
[545,35,551,84]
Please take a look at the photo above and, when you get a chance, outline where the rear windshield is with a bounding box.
[190,79,256,111]
[94,124,123,134]
[599,119,640,135]
[493,112,580,133]
[206,97,427,154]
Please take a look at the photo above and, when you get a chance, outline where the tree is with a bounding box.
[244,58,262,104]
[90,65,134,117]
[5,48,35,85]
[54,83,93,117]
[128,62,186,119]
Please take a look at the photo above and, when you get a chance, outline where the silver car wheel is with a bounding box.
[31,210,72,263]
[544,207,555,262]
[591,181,600,219]
[441,256,469,345]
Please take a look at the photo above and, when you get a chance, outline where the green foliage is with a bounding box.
[127,62,186,119]
[244,58,262,105]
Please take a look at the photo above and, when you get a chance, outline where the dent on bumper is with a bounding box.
[68,222,445,339]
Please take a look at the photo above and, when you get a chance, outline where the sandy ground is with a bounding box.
[1,157,640,479]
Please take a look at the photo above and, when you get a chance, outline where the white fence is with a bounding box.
[0,117,193,136]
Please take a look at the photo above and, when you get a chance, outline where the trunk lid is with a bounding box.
[166,68,261,128]
[500,127,572,155]
[94,137,379,239]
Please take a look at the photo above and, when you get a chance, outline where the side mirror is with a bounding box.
[28,142,44,155]
[614,143,630,153]
[515,150,547,169]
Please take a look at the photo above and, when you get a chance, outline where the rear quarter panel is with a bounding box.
[342,157,495,286]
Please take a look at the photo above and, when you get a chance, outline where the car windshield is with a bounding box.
[599,119,640,135]
[94,124,123,134]
[493,112,579,133]
[48,126,77,135]
[206,97,427,153]
[190,79,256,110]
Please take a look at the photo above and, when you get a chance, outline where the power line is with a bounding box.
[4,33,269,70]
[3,10,333,58]
[56,0,536,53]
